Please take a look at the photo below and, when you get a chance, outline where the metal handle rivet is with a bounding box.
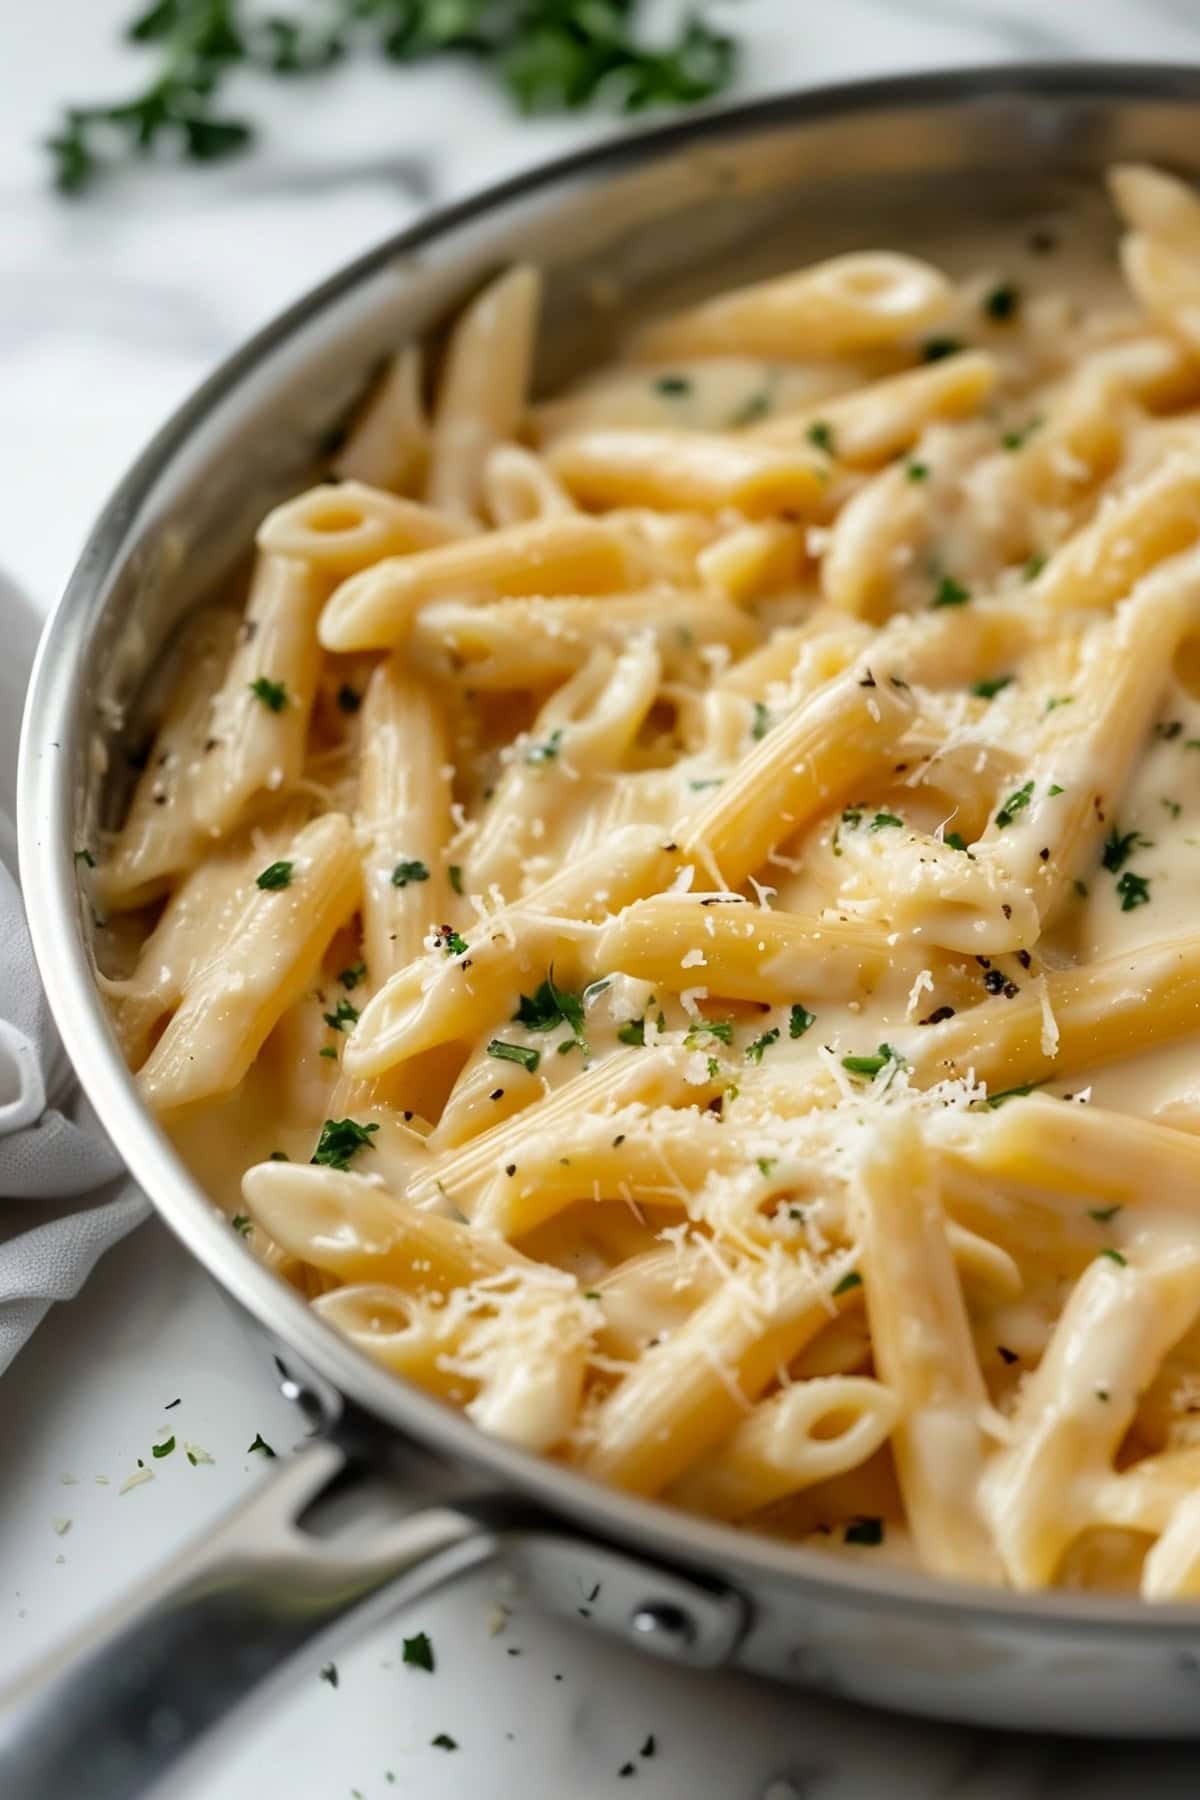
[629,1601,696,1648]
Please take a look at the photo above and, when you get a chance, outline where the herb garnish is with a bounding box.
[906,460,929,482]
[320,1662,338,1687]
[487,1039,540,1073]
[432,923,469,957]
[1088,1204,1122,1224]
[391,858,429,888]
[431,1733,458,1751]
[47,0,737,195]
[256,859,293,890]
[922,336,964,362]
[751,700,771,741]
[985,1083,1035,1108]
[944,831,969,851]
[983,283,1020,320]
[311,1117,378,1170]
[322,998,359,1033]
[513,974,586,1048]
[151,1436,175,1458]
[789,1004,815,1039]
[1102,826,1149,873]
[971,675,1014,700]
[525,727,564,764]
[833,1271,863,1296]
[1023,554,1046,583]
[402,1631,435,1673]
[248,675,287,712]
[655,374,691,396]
[683,1018,734,1047]
[745,1028,780,1064]
[1116,870,1151,911]
[74,847,95,869]
[448,863,464,895]
[231,1213,252,1236]
[994,780,1034,829]
[931,574,970,608]
[247,1432,275,1457]
[841,1044,901,1079]
[869,811,904,831]
[617,1019,646,1046]
[1100,1248,1128,1267]
[807,419,835,454]
[338,961,366,990]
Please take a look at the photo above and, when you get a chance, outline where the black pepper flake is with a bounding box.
[619,1765,636,1779]
[1038,847,1050,862]
[203,736,218,752]
[490,1088,504,1101]
[919,1005,956,1025]
[505,1163,516,1177]
[1001,903,1012,918]
[857,669,876,688]
[1016,949,1032,970]
[997,1345,1020,1365]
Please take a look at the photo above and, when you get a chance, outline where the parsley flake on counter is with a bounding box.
[151,1436,175,1459]
[311,1117,378,1170]
[1116,870,1151,911]
[323,998,359,1032]
[789,1004,815,1039]
[247,1432,276,1457]
[931,574,970,608]
[402,1631,435,1672]
[844,1515,884,1545]
[231,1213,252,1237]
[248,676,287,712]
[640,1735,656,1758]
[390,858,429,888]
[256,859,293,890]
[971,675,1014,700]
[431,1733,458,1751]
[320,1662,338,1687]
[994,780,1034,828]
[488,1039,540,1073]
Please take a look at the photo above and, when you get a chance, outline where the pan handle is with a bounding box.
[0,1439,494,1800]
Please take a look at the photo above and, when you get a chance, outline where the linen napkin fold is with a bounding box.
[0,569,148,1374]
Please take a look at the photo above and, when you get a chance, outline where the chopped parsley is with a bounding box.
[1116,870,1151,911]
[931,574,970,609]
[683,1018,734,1047]
[319,1046,337,1059]
[640,1735,656,1759]
[1088,1204,1122,1224]
[971,675,1014,700]
[1100,1248,1128,1267]
[655,374,691,396]
[745,1028,780,1064]
[841,1044,901,1079]
[1001,415,1041,451]
[617,1019,646,1046]
[730,390,770,427]
[151,1436,175,1459]
[906,460,929,482]
[487,1040,540,1073]
[337,961,366,990]
[755,1156,775,1176]
[985,1083,1035,1108]
[448,863,464,895]
[1102,827,1149,873]
[74,847,95,869]
[323,998,360,1032]
[391,858,429,887]
[1023,554,1046,583]
[844,1515,884,1544]
[311,1117,378,1170]
[402,1631,435,1672]
[247,1432,275,1457]
[922,336,964,362]
[1163,798,1182,819]
[256,860,293,890]
[431,1734,458,1751]
[751,700,771,741]
[320,1662,338,1687]
[789,1004,815,1039]
[944,831,969,851]
[248,676,287,712]
[994,780,1035,829]
[983,283,1020,321]
[525,727,564,764]
[432,924,468,957]
[1157,720,1183,741]
[513,975,586,1047]
[231,1214,252,1237]
[336,683,361,714]
[833,1271,863,1296]
[869,811,904,831]
[807,419,835,454]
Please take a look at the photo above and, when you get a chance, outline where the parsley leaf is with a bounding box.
[1116,870,1151,911]
[402,1631,434,1673]
[833,1271,863,1296]
[256,860,293,890]
[338,961,366,990]
[322,998,359,1033]
[994,780,1034,829]
[248,676,287,712]
[841,1044,902,1079]
[788,1004,815,1039]
[931,574,970,609]
[311,1117,378,1170]
[745,1027,780,1064]
[971,674,1014,700]
[247,1432,275,1457]
[151,1436,175,1459]
[391,858,429,888]
[487,1039,540,1073]
[1101,826,1148,873]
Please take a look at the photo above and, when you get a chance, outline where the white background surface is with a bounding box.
[6,3,1200,1796]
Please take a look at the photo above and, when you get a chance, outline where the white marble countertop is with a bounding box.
[5,3,1200,1795]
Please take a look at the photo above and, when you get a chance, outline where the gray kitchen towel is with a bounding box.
[0,569,148,1373]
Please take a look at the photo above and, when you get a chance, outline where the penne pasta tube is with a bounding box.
[1032,454,1200,612]
[332,344,428,492]
[750,351,997,465]
[318,516,640,653]
[98,608,241,909]
[257,480,471,575]
[628,252,954,361]
[137,811,361,1111]
[856,1114,1002,1583]
[190,554,329,838]
[425,265,542,519]
[666,1377,900,1521]
[548,428,828,518]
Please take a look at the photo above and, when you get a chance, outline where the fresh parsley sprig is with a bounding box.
[47,0,738,194]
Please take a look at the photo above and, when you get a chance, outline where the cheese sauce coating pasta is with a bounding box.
[98,167,1200,1595]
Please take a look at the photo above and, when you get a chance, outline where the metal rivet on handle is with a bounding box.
[629,1601,697,1652]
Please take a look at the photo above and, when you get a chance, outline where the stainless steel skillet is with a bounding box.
[6,65,1200,1795]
